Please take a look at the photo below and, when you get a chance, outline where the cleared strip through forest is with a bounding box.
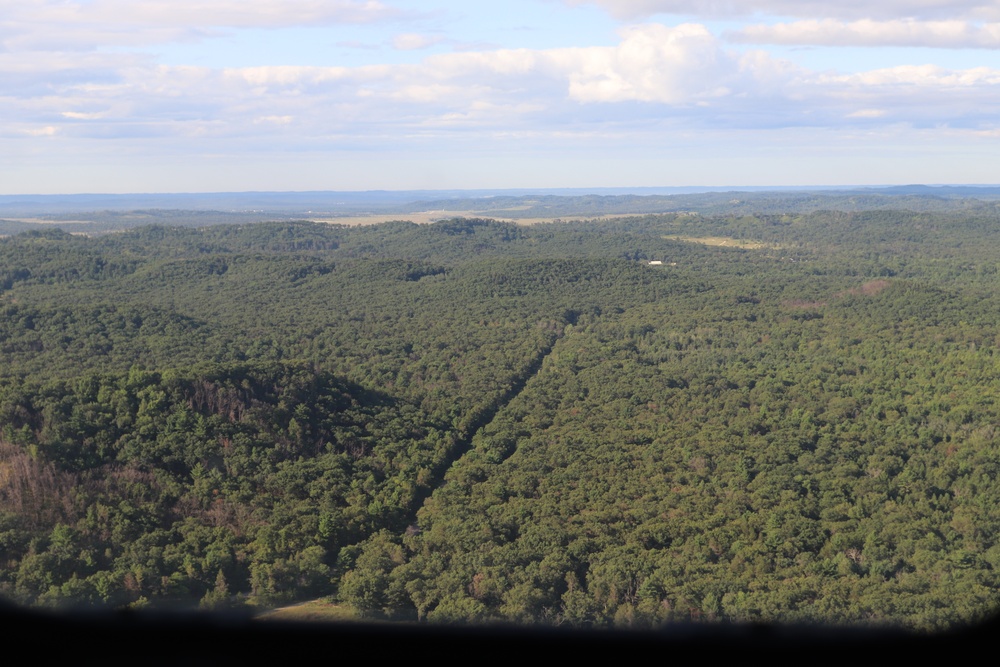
[407,326,567,518]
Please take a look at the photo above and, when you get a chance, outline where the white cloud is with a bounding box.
[4,0,398,28]
[61,110,108,119]
[392,83,474,103]
[403,24,769,107]
[561,23,738,103]
[730,19,1000,48]
[847,109,888,118]
[565,1,1000,21]
[805,65,1000,130]
[254,115,294,125]
[225,65,355,89]
[392,33,443,51]
[0,0,400,51]
[425,101,548,128]
[826,64,1000,86]
[22,125,58,136]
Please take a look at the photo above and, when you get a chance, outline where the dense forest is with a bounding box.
[1,207,999,630]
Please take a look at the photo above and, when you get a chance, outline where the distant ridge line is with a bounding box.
[4,184,1000,216]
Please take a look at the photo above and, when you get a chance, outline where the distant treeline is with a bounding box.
[4,187,1000,233]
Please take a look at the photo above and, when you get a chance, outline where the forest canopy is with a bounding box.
[1,208,999,630]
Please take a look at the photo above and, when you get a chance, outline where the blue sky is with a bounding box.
[4,1,1000,193]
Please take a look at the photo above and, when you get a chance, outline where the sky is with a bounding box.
[3,0,1000,194]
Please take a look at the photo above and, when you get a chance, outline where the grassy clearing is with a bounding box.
[309,211,473,226]
[663,235,775,249]
[256,598,359,623]
[311,211,648,226]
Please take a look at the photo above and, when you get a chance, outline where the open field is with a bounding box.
[308,211,474,226]
[256,599,359,623]
[662,235,776,249]
[310,211,647,226]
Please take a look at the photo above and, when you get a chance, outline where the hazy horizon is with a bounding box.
[4,183,1000,199]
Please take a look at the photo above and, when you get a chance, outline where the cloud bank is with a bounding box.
[8,22,998,148]
[566,1,1000,21]
[0,0,401,51]
[730,19,1000,48]
[4,3,1000,191]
